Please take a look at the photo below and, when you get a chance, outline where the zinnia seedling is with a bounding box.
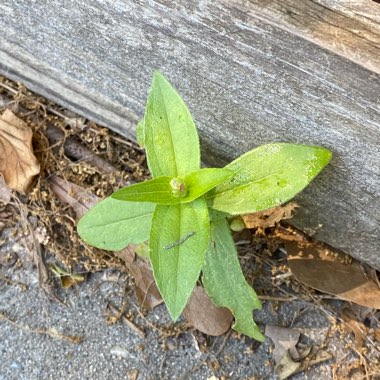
[77,72,332,341]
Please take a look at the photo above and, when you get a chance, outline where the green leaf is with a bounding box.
[77,197,154,251]
[136,118,145,148]
[202,218,265,341]
[207,143,332,215]
[183,168,234,202]
[149,198,210,320]
[112,168,233,205]
[112,177,174,204]
[144,71,200,177]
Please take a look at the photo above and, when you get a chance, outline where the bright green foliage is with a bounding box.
[111,168,233,205]
[77,197,154,251]
[77,71,332,342]
[144,71,200,178]
[112,176,174,203]
[207,143,332,215]
[183,168,234,202]
[202,218,264,341]
[149,198,210,320]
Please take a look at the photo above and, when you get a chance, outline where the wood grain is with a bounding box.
[0,1,379,268]
[246,0,380,74]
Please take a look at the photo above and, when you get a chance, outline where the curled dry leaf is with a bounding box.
[265,325,332,380]
[276,351,302,380]
[50,264,85,289]
[265,325,301,366]
[49,175,99,219]
[0,109,40,193]
[0,174,12,204]
[286,241,380,309]
[183,286,233,336]
[242,202,298,229]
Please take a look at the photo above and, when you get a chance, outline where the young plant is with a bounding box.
[77,72,332,341]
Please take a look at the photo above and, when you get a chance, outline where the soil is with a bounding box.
[0,76,379,380]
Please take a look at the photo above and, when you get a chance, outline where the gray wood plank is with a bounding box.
[246,0,380,74]
[0,1,379,269]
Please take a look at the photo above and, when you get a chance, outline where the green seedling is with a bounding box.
[77,72,332,341]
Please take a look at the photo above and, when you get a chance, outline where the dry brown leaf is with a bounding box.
[49,175,99,219]
[114,245,135,267]
[115,245,163,310]
[50,264,85,289]
[266,325,332,379]
[265,325,301,365]
[342,308,368,349]
[286,241,380,309]
[0,174,12,204]
[0,109,40,193]
[276,351,302,380]
[183,286,233,336]
[242,202,298,229]
[133,258,163,310]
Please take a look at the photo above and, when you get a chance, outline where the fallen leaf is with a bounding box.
[276,351,302,380]
[0,174,12,204]
[115,245,163,310]
[183,286,233,336]
[114,245,135,267]
[50,264,85,289]
[342,308,368,349]
[49,175,99,219]
[0,109,40,192]
[286,241,380,309]
[242,202,298,229]
[265,325,300,365]
[266,325,332,379]
[133,258,163,310]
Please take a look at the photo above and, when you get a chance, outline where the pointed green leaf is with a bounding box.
[144,71,200,177]
[202,218,265,341]
[77,197,154,251]
[183,168,234,202]
[150,198,210,320]
[136,118,145,148]
[112,177,174,204]
[112,168,233,205]
[207,143,332,215]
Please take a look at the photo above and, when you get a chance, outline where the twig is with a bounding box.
[45,124,118,173]
[0,311,83,343]
[121,314,146,339]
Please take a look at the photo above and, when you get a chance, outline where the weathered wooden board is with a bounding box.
[0,1,379,269]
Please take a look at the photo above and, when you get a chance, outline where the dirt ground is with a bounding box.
[0,77,379,380]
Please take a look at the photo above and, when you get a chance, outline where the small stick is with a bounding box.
[0,311,83,343]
